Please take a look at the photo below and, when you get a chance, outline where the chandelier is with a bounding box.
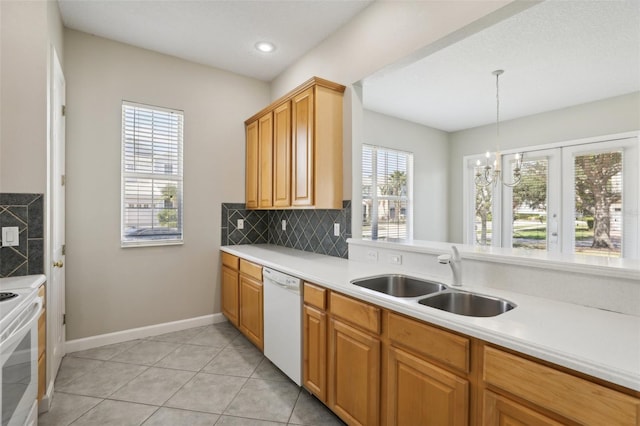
[475,69,523,188]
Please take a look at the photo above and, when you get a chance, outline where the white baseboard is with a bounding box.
[65,313,227,354]
[39,381,55,413]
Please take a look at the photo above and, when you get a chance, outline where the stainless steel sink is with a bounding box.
[419,291,515,317]
[351,275,447,298]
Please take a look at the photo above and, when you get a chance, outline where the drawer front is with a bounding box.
[303,282,326,310]
[483,346,640,425]
[239,259,262,280]
[388,312,469,374]
[329,292,380,335]
[221,252,239,269]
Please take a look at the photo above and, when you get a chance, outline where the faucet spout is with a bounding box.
[437,246,462,286]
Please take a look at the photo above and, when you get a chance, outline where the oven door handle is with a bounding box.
[0,297,43,351]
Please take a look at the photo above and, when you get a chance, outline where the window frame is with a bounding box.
[362,144,414,241]
[120,101,184,248]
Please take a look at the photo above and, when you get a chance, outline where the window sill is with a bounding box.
[347,238,640,281]
[121,240,184,248]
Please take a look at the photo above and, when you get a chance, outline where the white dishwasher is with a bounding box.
[262,267,302,386]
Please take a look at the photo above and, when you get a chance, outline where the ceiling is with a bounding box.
[362,0,640,132]
[58,0,372,82]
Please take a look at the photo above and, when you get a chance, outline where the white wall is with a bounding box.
[363,110,449,241]
[64,30,269,339]
[447,92,640,243]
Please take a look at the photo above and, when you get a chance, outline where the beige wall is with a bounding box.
[1,0,47,192]
[362,110,449,241]
[64,30,269,339]
[447,92,640,243]
[0,0,63,192]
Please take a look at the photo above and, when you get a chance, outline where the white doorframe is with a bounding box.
[44,45,66,410]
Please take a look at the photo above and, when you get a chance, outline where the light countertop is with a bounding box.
[221,244,640,391]
[0,274,46,290]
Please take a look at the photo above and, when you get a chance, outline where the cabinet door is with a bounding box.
[303,304,327,402]
[273,102,291,207]
[328,318,380,426]
[291,87,314,206]
[239,275,263,350]
[221,266,239,326]
[258,113,273,208]
[245,120,258,208]
[387,346,468,426]
[483,391,564,426]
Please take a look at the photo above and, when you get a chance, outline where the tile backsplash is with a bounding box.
[221,201,351,258]
[0,193,44,277]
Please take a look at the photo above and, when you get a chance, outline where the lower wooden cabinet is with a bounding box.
[328,318,380,426]
[483,346,640,426]
[303,304,327,402]
[221,266,239,326]
[387,346,468,426]
[238,274,263,350]
[483,390,564,426]
[220,252,263,350]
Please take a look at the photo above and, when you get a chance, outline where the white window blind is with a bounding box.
[362,145,412,241]
[121,101,184,246]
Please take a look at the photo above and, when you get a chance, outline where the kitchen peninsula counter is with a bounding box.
[220,244,640,392]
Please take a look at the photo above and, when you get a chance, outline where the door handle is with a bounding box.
[53,260,64,268]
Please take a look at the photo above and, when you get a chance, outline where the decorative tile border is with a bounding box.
[0,193,44,277]
[220,201,351,259]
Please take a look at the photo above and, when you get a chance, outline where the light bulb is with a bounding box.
[255,41,276,53]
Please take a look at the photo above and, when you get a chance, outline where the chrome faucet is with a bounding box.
[437,246,462,286]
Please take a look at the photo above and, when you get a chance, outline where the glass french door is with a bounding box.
[501,149,561,253]
[562,138,638,259]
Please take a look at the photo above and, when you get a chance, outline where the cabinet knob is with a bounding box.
[53,261,64,268]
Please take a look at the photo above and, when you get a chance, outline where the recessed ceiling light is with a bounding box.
[255,41,276,53]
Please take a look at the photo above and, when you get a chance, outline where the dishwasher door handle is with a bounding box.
[265,278,299,294]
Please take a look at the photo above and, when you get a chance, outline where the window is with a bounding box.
[362,145,413,241]
[464,135,638,258]
[121,101,184,246]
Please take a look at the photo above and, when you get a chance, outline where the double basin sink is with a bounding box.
[350,274,515,317]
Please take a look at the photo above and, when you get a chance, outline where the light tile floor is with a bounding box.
[39,322,345,426]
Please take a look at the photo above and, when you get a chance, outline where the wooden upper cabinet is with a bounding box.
[292,87,314,206]
[245,120,258,209]
[273,102,291,207]
[244,77,344,210]
[258,113,273,208]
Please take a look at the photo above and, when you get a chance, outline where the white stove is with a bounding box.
[0,287,39,337]
[0,275,45,338]
[0,280,42,426]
